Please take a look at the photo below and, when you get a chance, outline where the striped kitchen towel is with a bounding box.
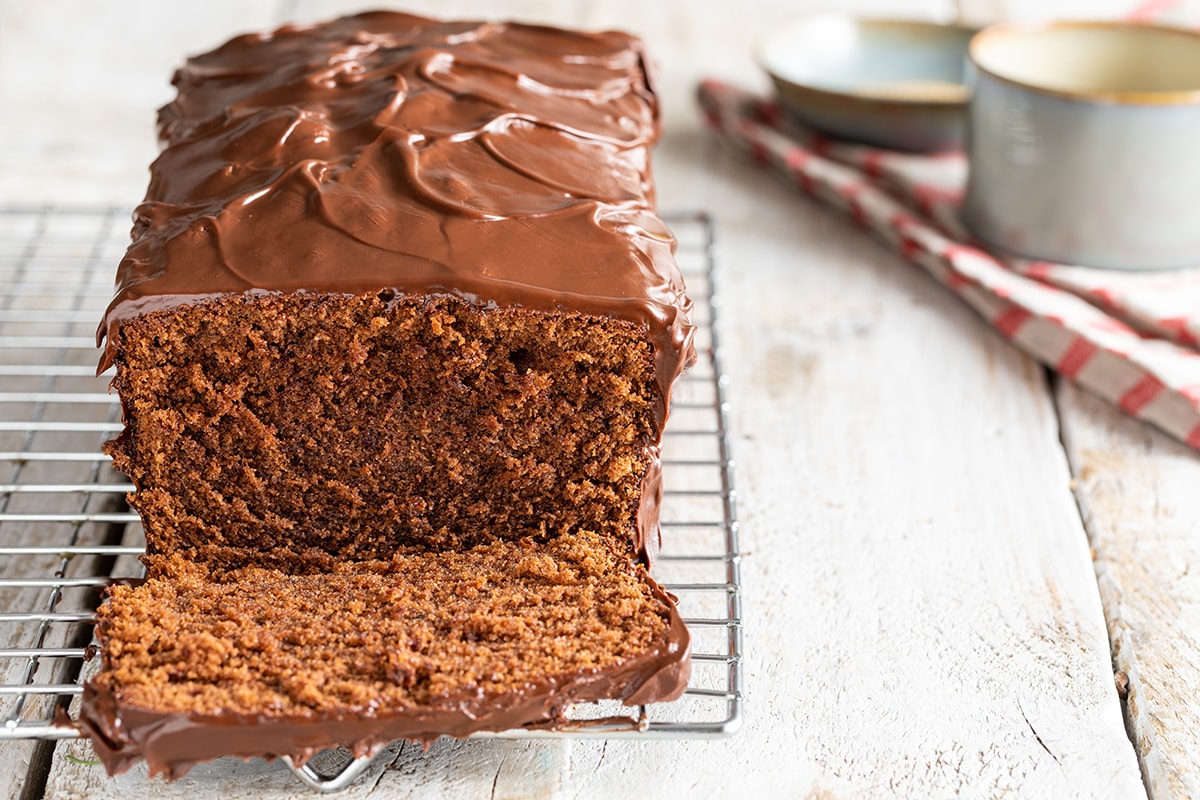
[697,79,1200,449]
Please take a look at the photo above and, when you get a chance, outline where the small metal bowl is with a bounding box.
[963,20,1200,269]
[757,14,974,151]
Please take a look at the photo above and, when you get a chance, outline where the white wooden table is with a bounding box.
[2,1,1198,797]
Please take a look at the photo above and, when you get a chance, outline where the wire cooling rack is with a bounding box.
[0,206,742,791]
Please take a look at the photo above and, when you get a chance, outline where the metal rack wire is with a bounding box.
[0,206,741,790]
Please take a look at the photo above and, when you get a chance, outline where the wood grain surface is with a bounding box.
[1059,381,1200,800]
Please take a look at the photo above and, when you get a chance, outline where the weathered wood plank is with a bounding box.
[556,127,1145,798]
[1057,380,1200,800]
[0,0,283,207]
[46,736,566,800]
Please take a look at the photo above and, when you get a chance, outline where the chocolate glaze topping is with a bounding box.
[96,10,696,417]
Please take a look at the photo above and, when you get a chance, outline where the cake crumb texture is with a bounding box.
[95,531,671,718]
[107,293,656,559]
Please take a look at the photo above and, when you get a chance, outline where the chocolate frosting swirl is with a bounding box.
[96,10,696,426]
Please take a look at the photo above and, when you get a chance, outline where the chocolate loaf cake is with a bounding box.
[82,11,694,779]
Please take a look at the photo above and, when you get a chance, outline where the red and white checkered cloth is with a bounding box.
[698,79,1200,449]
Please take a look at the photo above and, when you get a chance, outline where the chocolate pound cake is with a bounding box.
[82,11,695,779]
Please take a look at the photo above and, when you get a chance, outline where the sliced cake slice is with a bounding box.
[82,533,689,778]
